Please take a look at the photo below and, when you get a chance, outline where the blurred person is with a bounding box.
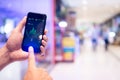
[103,28,109,51]
[91,24,99,51]
[0,17,52,80]
[79,32,84,45]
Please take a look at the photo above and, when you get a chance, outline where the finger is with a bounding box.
[43,35,48,42]
[44,29,48,35]
[16,16,27,32]
[40,46,45,56]
[42,40,47,47]
[18,50,29,60]
[11,50,29,61]
[28,46,35,69]
[38,68,52,80]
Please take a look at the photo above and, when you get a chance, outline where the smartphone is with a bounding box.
[22,12,47,53]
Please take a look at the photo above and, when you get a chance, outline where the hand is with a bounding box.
[5,17,48,62]
[24,46,52,80]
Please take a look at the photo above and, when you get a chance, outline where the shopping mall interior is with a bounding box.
[0,0,120,80]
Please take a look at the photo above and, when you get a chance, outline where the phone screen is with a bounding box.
[22,12,47,53]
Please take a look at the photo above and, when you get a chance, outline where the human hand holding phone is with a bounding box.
[0,16,48,70]
[24,46,52,80]
[6,16,48,61]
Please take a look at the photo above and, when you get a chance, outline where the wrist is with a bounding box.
[0,44,11,70]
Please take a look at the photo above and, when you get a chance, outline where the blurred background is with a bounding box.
[0,0,120,80]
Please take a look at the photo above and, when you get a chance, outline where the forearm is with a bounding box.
[0,45,10,71]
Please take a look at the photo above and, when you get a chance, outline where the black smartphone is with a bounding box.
[22,12,47,53]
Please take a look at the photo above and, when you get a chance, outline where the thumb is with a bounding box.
[28,46,35,69]
[16,16,26,32]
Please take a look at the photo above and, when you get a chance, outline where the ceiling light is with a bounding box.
[82,0,88,5]
[58,21,68,28]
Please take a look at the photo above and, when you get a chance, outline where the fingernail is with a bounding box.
[29,46,34,53]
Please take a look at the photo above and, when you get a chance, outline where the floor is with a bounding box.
[50,44,120,80]
[0,42,120,80]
